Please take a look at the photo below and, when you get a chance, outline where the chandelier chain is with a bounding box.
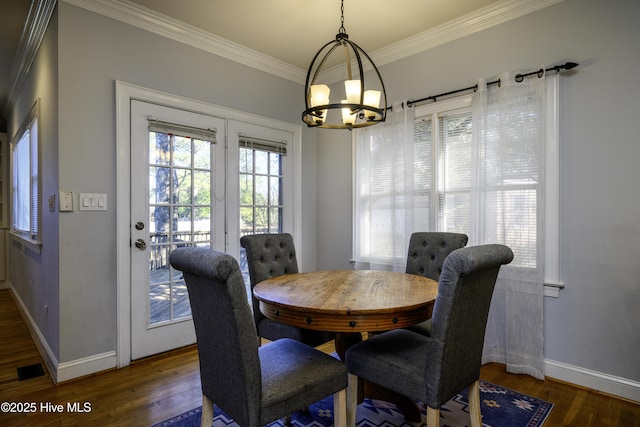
[339,0,346,34]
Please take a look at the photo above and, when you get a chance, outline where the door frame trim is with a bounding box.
[115,81,302,367]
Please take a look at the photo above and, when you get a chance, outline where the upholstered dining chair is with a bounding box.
[240,233,335,347]
[404,232,468,336]
[345,244,514,427]
[169,247,347,427]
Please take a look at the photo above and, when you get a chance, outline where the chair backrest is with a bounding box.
[169,247,262,427]
[425,244,513,409]
[405,232,469,281]
[240,233,299,325]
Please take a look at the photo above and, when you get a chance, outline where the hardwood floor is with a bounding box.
[1,289,638,426]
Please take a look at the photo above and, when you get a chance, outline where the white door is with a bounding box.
[130,100,226,359]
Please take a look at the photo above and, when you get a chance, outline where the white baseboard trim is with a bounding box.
[9,286,117,383]
[9,285,60,382]
[56,351,117,383]
[545,358,640,403]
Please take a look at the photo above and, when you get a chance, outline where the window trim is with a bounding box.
[543,74,562,296]
[10,98,42,252]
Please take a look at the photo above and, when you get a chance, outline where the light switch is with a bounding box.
[79,193,108,211]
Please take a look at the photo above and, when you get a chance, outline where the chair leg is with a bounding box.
[346,373,359,427]
[201,394,214,427]
[426,406,439,427]
[333,388,347,427]
[468,380,482,427]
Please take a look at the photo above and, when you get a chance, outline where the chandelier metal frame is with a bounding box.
[302,0,387,130]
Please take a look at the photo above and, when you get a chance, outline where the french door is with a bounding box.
[130,100,225,359]
[119,84,301,363]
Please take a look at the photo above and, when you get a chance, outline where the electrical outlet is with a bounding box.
[59,191,74,211]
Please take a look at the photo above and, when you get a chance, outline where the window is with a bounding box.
[239,136,286,236]
[237,135,288,294]
[417,103,474,235]
[146,120,218,324]
[11,100,40,247]
[353,95,474,268]
[355,75,560,293]
[415,100,538,270]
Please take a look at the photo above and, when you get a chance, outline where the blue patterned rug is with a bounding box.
[153,380,553,427]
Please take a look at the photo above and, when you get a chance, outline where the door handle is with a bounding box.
[135,238,147,250]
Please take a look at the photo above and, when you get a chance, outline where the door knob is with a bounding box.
[135,238,147,249]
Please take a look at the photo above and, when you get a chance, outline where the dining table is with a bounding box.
[253,269,438,422]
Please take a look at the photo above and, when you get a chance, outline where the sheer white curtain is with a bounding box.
[354,101,416,271]
[471,72,546,380]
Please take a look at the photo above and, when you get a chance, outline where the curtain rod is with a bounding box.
[402,61,578,109]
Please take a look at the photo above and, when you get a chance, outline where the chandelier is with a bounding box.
[302,0,387,130]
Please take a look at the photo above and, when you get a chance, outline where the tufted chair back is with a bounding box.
[240,233,299,327]
[405,232,469,281]
[241,233,335,346]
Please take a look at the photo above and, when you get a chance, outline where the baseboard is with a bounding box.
[56,351,117,383]
[9,286,117,383]
[9,286,60,382]
[545,358,640,403]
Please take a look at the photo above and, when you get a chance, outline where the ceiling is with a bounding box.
[0,0,556,129]
[124,0,498,70]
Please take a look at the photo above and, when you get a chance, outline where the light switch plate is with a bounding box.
[59,191,74,211]
[79,193,107,211]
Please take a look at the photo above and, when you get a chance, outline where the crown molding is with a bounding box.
[8,0,564,110]
[321,0,564,83]
[2,0,57,119]
[376,0,563,67]
[62,0,307,84]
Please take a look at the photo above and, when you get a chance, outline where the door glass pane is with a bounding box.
[173,169,192,204]
[194,140,211,169]
[173,136,192,167]
[148,131,214,326]
[238,146,285,295]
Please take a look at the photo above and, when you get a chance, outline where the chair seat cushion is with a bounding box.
[404,318,432,336]
[345,329,429,402]
[259,338,347,425]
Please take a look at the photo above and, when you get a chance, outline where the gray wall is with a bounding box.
[9,2,316,363]
[8,8,60,360]
[316,0,640,383]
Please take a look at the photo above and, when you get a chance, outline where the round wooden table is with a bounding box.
[253,269,438,422]
[253,269,438,334]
